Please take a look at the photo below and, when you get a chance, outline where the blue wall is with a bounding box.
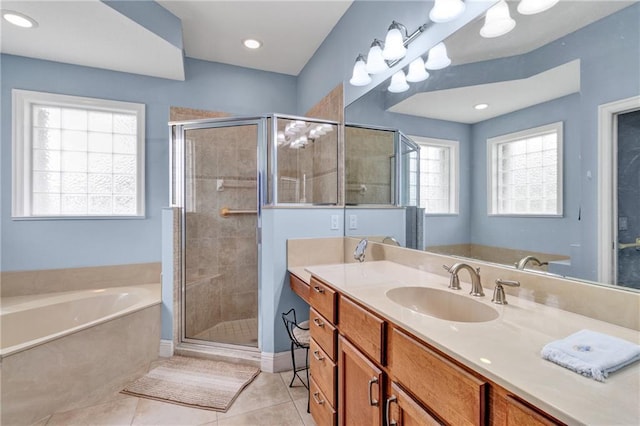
[1,55,296,271]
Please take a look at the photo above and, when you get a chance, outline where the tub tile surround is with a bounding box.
[0,305,161,425]
[0,262,161,298]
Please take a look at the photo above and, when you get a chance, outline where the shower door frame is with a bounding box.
[171,116,267,352]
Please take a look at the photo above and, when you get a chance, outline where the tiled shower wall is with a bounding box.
[345,127,394,204]
[183,125,258,337]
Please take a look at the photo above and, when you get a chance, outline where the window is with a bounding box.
[487,122,562,216]
[12,90,145,218]
[410,136,459,214]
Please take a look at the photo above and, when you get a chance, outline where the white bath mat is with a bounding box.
[121,356,259,412]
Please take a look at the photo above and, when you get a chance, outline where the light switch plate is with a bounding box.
[349,214,357,230]
[330,214,339,230]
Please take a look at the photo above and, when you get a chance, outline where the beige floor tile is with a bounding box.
[217,401,303,426]
[279,371,309,402]
[293,397,316,426]
[218,372,291,419]
[46,396,138,426]
[131,398,218,425]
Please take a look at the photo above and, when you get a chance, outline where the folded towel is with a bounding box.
[541,329,640,382]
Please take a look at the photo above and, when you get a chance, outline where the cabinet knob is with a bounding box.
[312,286,325,294]
[368,377,379,406]
[312,350,325,361]
[313,317,324,327]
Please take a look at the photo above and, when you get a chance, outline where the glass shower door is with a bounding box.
[180,121,260,347]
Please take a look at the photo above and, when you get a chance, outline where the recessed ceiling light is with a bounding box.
[242,39,262,50]
[2,10,38,28]
[474,103,489,110]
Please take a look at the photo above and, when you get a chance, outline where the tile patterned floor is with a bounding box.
[191,318,259,347]
[35,370,315,426]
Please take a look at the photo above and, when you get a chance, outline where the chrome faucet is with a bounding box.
[443,263,484,297]
[382,236,401,246]
[354,238,368,263]
[514,255,548,270]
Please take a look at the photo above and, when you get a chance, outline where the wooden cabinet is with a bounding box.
[386,382,442,426]
[310,376,337,426]
[310,276,337,323]
[388,327,487,426]
[290,272,310,304]
[338,295,385,364]
[338,336,384,426]
[310,307,337,361]
[303,274,562,426]
[504,396,560,426]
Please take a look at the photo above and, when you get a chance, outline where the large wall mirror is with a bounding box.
[344,0,640,292]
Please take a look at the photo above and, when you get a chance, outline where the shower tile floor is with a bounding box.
[38,370,315,426]
[191,318,258,347]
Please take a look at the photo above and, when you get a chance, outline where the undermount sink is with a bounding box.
[386,286,499,323]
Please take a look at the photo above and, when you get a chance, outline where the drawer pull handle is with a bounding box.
[312,391,325,405]
[368,377,379,406]
[312,317,324,327]
[385,395,398,426]
[312,350,324,361]
[313,286,325,294]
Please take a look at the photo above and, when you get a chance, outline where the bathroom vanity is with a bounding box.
[288,255,640,426]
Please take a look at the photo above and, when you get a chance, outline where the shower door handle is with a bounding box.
[219,207,257,218]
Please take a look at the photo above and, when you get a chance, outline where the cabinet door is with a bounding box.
[386,382,443,426]
[505,396,561,426]
[338,336,384,426]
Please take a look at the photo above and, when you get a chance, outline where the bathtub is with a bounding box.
[0,284,161,425]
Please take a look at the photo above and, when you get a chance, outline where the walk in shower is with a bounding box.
[170,115,339,350]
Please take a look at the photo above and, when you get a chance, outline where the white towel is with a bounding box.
[541,329,640,382]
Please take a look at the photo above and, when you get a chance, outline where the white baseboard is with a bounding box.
[159,339,174,358]
[261,348,307,373]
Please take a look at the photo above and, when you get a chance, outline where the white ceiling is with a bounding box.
[0,0,185,80]
[158,0,353,76]
[386,0,636,123]
[0,0,352,79]
[389,60,581,123]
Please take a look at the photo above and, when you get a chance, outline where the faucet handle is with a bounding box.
[492,279,520,305]
[442,264,452,272]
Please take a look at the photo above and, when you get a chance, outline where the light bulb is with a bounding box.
[366,40,388,74]
[388,71,410,93]
[517,0,559,15]
[425,42,451,70]
[406,57,429,83]
[382,22,407,60]
[349,55,372,86]
[429,0,466,23]
[242,38,262,49]
[2,10,38,28]
[480,0,516,38]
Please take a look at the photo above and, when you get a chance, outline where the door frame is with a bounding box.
[597,95,640,284]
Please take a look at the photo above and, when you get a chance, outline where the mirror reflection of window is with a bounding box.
[410,136,459,215]
[488,122,563,216]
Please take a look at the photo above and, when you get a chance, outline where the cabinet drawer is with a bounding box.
[389,328,487,426]
[505,396,561,426]
[289,273,310,304]
[387,382,442,426]
[309,277,337,323]
[309,338,337,407]
[310,376,337,426]
[339,295,385,364]
[310,307,337,361]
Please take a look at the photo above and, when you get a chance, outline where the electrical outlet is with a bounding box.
[349,214,358,230]
[330,214,339,230]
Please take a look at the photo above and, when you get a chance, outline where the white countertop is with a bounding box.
[303,261,640,426]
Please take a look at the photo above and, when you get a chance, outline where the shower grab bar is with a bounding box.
[219,207,258,218]
[216,179,256,192]
[619,237,640,250]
